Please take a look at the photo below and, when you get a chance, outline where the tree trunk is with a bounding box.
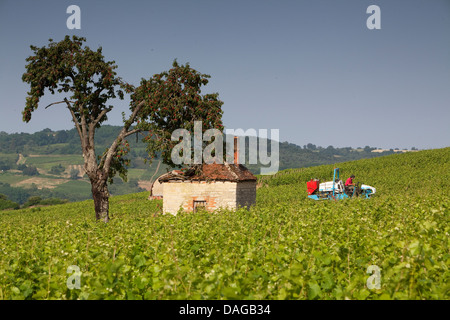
[91,177,110,222]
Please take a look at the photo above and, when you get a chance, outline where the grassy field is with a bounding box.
[51,180,92,200]
[23,155,84,171]
[127,169,147,180]
[0,172,30,185]
[0,148,448,300]
[0,153,153,201]
[0,153,19,163]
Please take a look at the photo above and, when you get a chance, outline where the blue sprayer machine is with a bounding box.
[307,168,376,200]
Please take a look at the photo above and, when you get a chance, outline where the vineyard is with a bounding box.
[0,148,448,300]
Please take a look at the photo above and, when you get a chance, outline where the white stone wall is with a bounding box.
[150,179,164,197]
[162,180,256,215]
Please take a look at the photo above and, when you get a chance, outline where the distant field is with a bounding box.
[23,143,74,155]
[0,153,19,163]
[0,172,29,185]
[127,169,146,180]
[13,176,69,189]
[0,151,155,202]
[53,179,91,194]
[24,154,83,171]
[52,179,92,201]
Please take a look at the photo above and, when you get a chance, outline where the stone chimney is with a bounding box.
[234,136,239,164]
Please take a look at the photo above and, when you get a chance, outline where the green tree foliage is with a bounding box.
[130,59,224,167]
[22,35,129,222]
[0,195,20,210]
[0,160,11,171]
[17,164,40,176]
[0,183,31,204]
[22,166,39,176]
[0,182,77,205]
[69,168,80,180]
[0,193,20,210]
[49,164,65,175]
[21,36,223,222]
[22,196,42,208]
[21,196,68,208]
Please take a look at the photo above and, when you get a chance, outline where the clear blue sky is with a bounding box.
[0,0,449,150]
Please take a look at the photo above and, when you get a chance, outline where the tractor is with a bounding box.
[307,168,376,200]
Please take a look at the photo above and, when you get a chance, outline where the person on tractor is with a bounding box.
[345,175,355,187]
[345,174,359,196]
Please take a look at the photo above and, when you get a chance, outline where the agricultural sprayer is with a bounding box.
[307,168,376,200]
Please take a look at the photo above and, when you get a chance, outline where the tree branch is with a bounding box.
[94,87,104,97]
[123,129,141,138]
[78,101,89,151]
[101,100,145,173]
[88,122,96,154]
[64,98,84,149]
[93,106,112,127]
[45,100,75,109]
[125,100,145,130]
[89,87,106,125]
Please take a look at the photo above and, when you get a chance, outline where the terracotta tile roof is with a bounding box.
[158,163,257,182]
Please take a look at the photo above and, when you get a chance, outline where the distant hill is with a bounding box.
[0,126,423,206]
[0,125,409,172]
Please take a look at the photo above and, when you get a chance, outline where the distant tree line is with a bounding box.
[0,176,145,210]
[0,126,413,177]
[236,137,400,173]
[0,126,150,157]
[0,192,69,211]
[17,163,39,176]
[49,164,65,175]
[0,193,20,210]
[0,182,78,206]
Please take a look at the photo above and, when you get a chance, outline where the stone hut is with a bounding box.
[147,174,165,200]
[159,163,257,215]
[148,171,182,200]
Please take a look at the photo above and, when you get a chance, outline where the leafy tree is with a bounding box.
[0,161,11,171]
[22,166,39,176]
[69,168,80,180]
[306,143,316,150]
[0,183,31,204]
[22,35,223,222]
[0,198,20,210]
[50,164,65,175]
[18,164,40,176]
[23,196,42,208]
[55,130,70,143]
